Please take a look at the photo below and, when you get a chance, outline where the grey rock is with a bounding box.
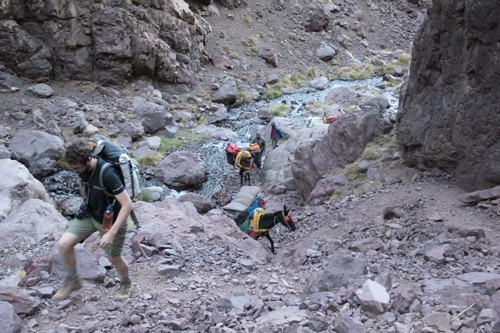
[0,301,21,333]
[27,83,53,98]
[9,130,64,178]
[154,151,205,190]
[397,0,500,191]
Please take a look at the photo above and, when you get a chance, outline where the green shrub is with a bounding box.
[139,191,153,203]
[269,103,289,116]
[137,153,162,167]
[237,91,254,104]
[243,36,259,47]
[344,163,359,181]
[288,32,298,41]
[306,67,319,78]
[243,15,254,24]
[265,89,282,99]
[290,73,304,87]
[64,39,77,50]
[397,53,411,66]
[361,146,381,160]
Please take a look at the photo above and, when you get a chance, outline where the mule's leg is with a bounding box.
[246,172,251,185]
[239,169,244,186]
[265,234,276,254]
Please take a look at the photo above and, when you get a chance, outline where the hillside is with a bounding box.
[0,1,499,333]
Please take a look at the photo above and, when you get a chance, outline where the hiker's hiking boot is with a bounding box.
[115,280,133,301]
[52,275,82,301]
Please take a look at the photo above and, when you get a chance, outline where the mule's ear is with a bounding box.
[283,204,290,215]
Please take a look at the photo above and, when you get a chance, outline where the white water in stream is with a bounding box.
[196,77,400,198]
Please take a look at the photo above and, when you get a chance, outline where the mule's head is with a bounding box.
[281,204,296,231]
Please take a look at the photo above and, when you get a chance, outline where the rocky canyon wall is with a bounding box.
[396,0,499,191]
[0,0,210,85]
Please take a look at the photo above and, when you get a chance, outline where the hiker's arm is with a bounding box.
[111,191,132,233]
[100,191,132,247]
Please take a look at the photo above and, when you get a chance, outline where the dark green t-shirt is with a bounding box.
[80,158,125,224]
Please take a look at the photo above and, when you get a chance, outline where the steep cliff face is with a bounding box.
[396,0,500,191]
[0,0,210,85]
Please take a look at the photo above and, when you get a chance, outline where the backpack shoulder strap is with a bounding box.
[96,162,113,197]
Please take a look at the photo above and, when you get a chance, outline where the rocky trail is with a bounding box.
[0,0,499,332]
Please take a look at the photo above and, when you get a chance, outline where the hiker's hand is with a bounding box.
[100,233,115,248]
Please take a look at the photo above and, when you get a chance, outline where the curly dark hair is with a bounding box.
[65,139,92,165]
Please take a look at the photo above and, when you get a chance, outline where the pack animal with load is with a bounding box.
[235,150,256,186]
[222,186,296,254]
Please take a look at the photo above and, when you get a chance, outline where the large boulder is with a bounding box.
[0,199,66,248]
[0,159,50,222]
[212,80,237,105]
[132,97,172,134]
[292,108,391,199]
[262,118,326,186]
[154,151,206,190]
[396,0,500,191]
[8,130,64,178]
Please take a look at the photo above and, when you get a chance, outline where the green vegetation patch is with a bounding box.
[360,146,381,161]
[265,89,282,99]
[269,103,290,117]
[136,152,163,168]
[64,39,77,50]
[237,91,254,104]
[344,163,359,181]
[243,15,254,24]
[290,73,304,88]
[158,130,208,155]
[139,191,154,203]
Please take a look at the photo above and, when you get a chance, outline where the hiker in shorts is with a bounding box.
[52,139,133,301]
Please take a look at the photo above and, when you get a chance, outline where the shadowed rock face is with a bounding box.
[0,0,210,85]
[396,0,500,191]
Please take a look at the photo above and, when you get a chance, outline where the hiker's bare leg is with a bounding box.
[110,254,133,300]
[58,232,82,270]
[108,255,129,278]
[52,232,83,301]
